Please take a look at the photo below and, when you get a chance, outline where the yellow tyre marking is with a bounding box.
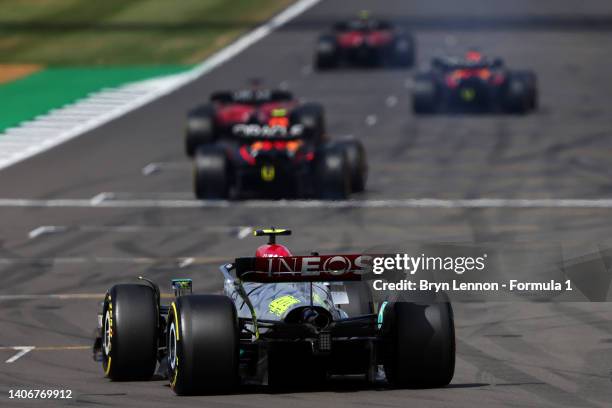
[171,359,178,388]
[170,302,180,389]
[170,302,179,341]
[104,357,112,376]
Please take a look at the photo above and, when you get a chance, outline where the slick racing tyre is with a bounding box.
[316,146,351,199]
[102,284,158,381]
[393,34,415,67]
[503,73,531,114]
[413,74,438,114]
[336,140,367,193]
[292,103,327,144]
[185,105,216,157]
[167,295,239,395]
[194,145,230,199]
[514,70,538,110]
[381,300,455,388]
[315,35,338,70]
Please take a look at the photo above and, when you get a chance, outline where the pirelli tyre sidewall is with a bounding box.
[381,300,455,388]
[316,145,351,199]
[193,145,230,199]
[102,284,158,381]
[336,139,367,193]
[413,74,438,114]
[393,34,415,67]
[185,105,216,157]
[503,73,531,114]
[315,35,338,70]
[168,295,239,395]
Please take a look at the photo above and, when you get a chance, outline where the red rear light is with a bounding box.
[239,146,255,165]
[491,73,505,85]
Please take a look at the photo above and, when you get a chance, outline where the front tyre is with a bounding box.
[168,295,239,395]
[381,301,455,388]
[102,284,158,381]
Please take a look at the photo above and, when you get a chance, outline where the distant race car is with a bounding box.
[412,50,538,114]
[191,104,367,199]
[185,88,325,157]
[315,12,415,70]
[93,228,456,395]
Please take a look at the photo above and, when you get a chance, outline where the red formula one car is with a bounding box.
[193,107,367,200]
[413,50,538,114]
[315,13,415,70]
[185,88,325,157]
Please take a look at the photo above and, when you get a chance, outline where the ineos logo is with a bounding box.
[323,256,350,275]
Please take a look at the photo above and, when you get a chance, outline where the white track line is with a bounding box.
[141,161,191,176]
[0,0,321,172]
[28,225,67,239]
[3,198,612,209]
[5,347,34,363]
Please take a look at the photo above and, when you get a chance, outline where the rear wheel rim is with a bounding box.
[103,310,111,355]
[168,322,177,371]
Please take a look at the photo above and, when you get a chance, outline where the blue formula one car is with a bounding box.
[93,229,455,395]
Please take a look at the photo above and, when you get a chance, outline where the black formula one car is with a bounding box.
[413,50,538,114]
[93,228,455,395]
[192,106,367,200]
[315,12,415,70]
[185,87,325,157]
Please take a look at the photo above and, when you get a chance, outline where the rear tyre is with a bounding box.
[194,145,230,199]
[336,140,367,193]
[102,284,158,381]
[393,34,415,67]
[503,73,530,114]
[315,146,351,200]
[413,75,438,114]
[515,70,538,110]
[168,295,239,395]
[315,35,337,70]
[381,301,455,388]
[185,105,216,157]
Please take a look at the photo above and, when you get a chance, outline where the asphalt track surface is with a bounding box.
[2,0,612,406]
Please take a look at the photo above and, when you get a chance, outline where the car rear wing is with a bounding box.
[234,254,374,283]
[231,123,304,140]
